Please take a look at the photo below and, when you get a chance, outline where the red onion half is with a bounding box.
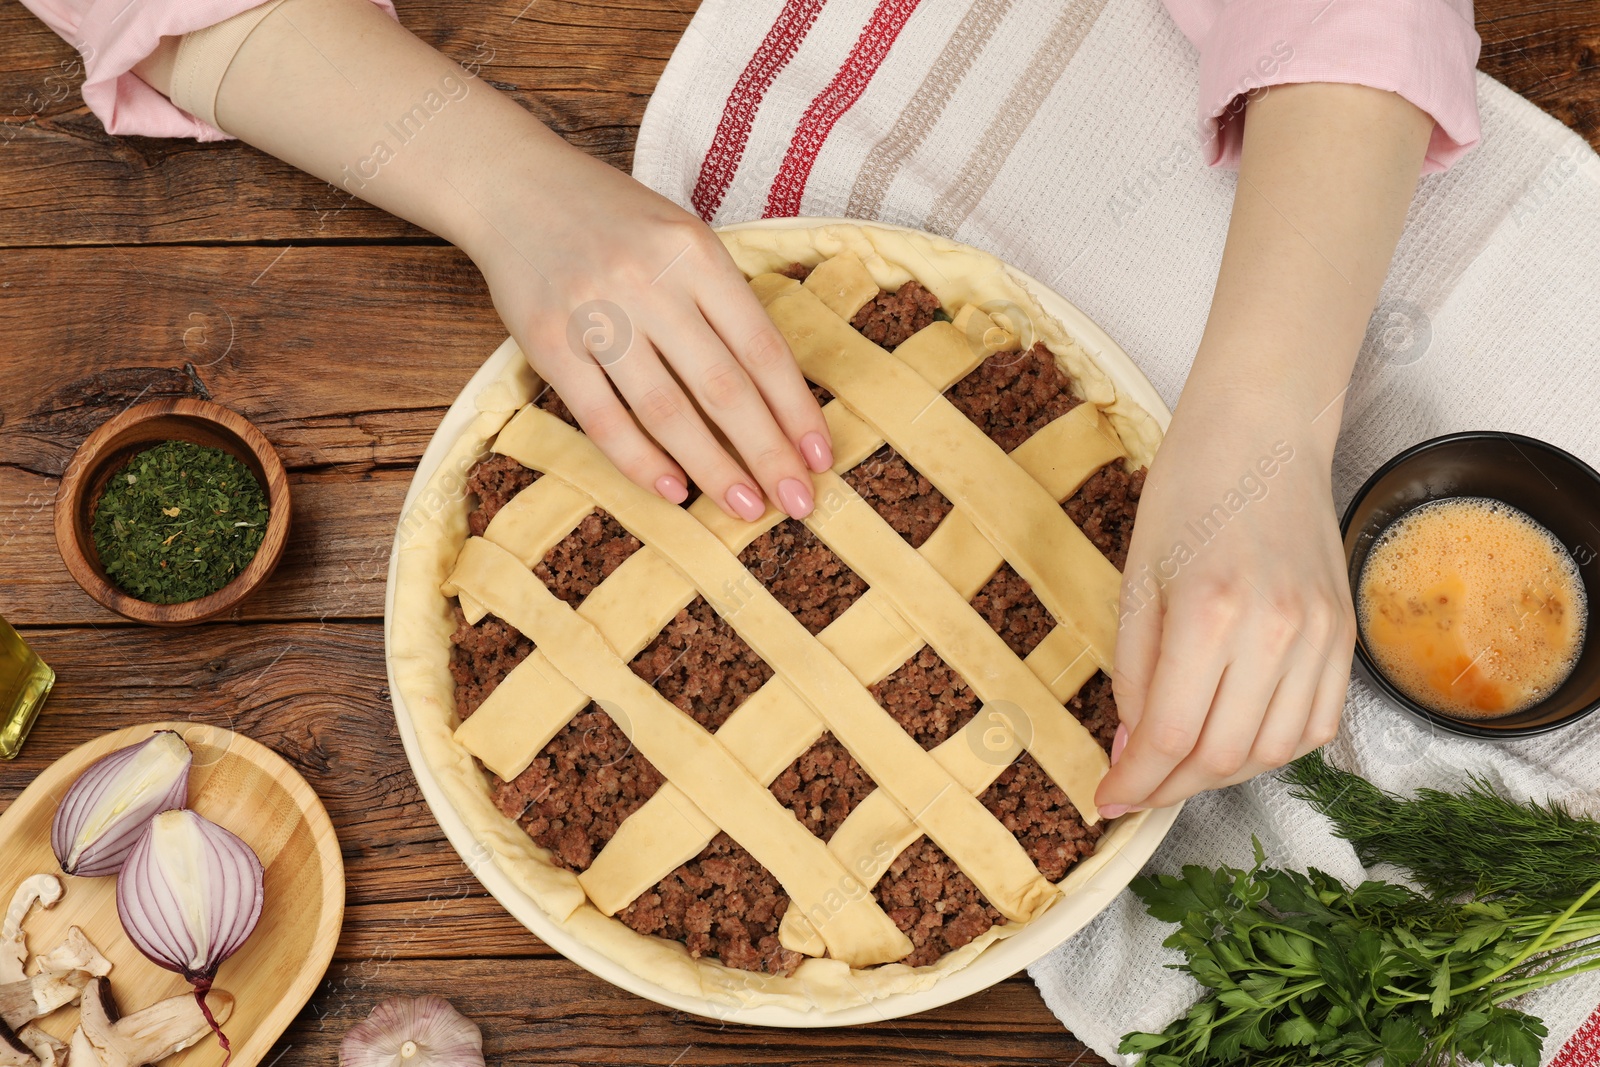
[116,809,265,1065]
[51,730,192,877]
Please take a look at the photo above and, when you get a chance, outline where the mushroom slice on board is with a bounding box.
[14,1026,62,1067]
[34,929,111,979]
[75,977,235,1067]
[0,1018,38,1067]
[0,971,88,1030]
[0,878,63,984]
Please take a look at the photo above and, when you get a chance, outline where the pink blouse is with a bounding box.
[1161,0,1481,172]
[25,0,1480,170]
[19,0,394,141]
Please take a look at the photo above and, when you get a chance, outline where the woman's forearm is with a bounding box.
[138,0,552,258]
[1184,81,1435,455]
[1096,82,1436,814]
[131,0,833,524]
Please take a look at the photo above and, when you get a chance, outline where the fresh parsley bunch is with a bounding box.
[1120,753,1600,1067]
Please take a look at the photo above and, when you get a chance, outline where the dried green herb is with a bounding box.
[91,440,269,604]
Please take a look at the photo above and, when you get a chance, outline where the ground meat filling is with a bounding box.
[874,837,1002,968]
[776,264,940,352]
[619,833,802,976]
[532,384,583,430]
[1069,671,1122,752]
[769,733,875,841]
[844,446,952,549]
[628,596,772,733]
[850,280,941,350]
[1064,464,1145,571]
[739,518,866,635]
[449,607,532,719]
[491,704,663,874]
[969,565,1055,660]
[946,342,1083,453]
[871,648,980,750]
[466,454,539,537]
[980,752,1106,883]
[449,281,1147,973]
[538,511,642,608]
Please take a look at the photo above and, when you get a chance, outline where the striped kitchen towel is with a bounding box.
[631,1,1600,1062]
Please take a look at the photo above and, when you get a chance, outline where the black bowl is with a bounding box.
[1341,431,1600,739]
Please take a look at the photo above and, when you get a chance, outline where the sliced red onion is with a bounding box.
[116,809,264,1066]
[51,730,192,877]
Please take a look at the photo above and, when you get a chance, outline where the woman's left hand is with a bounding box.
[1093,388,1355,817]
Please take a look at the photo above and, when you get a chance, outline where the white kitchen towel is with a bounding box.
[631,1,1600,1062]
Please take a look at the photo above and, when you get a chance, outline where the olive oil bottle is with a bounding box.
[0,616,53,759]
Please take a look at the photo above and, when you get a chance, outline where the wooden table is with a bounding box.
[1,2,1595,1063]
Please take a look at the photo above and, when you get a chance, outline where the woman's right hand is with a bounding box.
[462,125,832,522]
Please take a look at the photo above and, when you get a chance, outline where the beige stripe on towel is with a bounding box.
[845,0,1017,219]
[922,0,1110,237]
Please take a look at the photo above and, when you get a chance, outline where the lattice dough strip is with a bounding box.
[577,402,1124,917]
[491,407,1056,924]
[751,272,1123,671]
[449,535,914,968]
[805,469,1109,817]
[451,303,1015,780]
[779,622,1102,956]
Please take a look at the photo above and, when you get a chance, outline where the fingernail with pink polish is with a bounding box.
[1110,723,1129,765]
[1099,804,1129,820]
[726,483,765,522]
[800,431,833,473]
[777,477,814,519]
[655,474,689,504]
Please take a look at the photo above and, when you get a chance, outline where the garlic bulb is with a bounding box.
[52,730,192,877]
[340,997,485,1067]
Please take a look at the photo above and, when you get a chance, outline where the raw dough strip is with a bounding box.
[448,536,914,968]
[491,407,1055,925]
[751,273,1124,670]
[802,252,881,319]
[451,303,1016,780]
[779,622,1102,955]
[454,547,686,776]
[804,470,1109,818]
[581,402,1123,919]
[453,385,906,780]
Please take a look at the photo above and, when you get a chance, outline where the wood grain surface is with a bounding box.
[1,1,1594,1064]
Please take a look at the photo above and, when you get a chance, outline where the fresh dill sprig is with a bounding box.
[1280,749,1600,900]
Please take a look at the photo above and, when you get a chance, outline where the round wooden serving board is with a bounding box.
[0,722,344,1066]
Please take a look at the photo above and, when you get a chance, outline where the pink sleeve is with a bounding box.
[17,0,397,141]
[1161,0,1482,173]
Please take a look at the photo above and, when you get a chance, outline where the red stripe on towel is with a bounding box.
[1552,1004,1600,1067]
[689,0,827,221]
[763,0,924,218]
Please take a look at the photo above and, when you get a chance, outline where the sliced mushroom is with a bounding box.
[14,1026,62,1067]
[0,1018,39,1067]
[0,972,88,1030]
[0,878,63,985]
[76,978,235,1067]
[67,1027,95,1067]
[33,929,110,980]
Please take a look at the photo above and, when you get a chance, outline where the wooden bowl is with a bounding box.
[54,399,291,626]
[0,721,345,1067]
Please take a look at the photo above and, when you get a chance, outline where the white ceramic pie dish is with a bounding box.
[384,218,1180,1026]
